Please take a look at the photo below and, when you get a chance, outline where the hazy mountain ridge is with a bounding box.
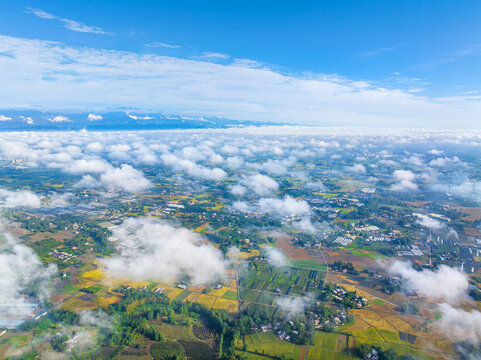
[0,110,281,131]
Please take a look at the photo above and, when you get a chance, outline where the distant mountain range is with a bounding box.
[0,110,282,131]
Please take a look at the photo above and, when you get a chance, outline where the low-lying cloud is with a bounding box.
[388,261,468,304]
[0,188,41,208]
[264,247,288,267]
[0,224,57,309]
[101,217,227,285]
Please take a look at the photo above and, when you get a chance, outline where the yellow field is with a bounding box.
[210,204,224,210]
[194,224,208,232]
[166,288,184,300]
[74,277,96,288]
[342,284,376,300]
[81,269,104,281]
[184,292,201,303]
[61,296,98,311]
[213,286,231,297]
[95,294,122,307]
[351,309,398,332]
[212,297,238,313]
[195,294,217,308]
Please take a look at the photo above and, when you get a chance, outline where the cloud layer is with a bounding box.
[2,35,481,127]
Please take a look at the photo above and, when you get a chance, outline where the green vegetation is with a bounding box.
[289,259,327,270]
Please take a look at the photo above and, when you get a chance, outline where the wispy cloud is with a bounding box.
[60,19,112,35]
[26,7,113,35]
[145,41,181,49]
[200,52,230,60]
[416,44,481,68]
[358,46,396,57]
[26,7,57,20]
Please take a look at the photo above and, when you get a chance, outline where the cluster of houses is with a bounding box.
[49,249,76,261]
[308,310,347,329]
[250,322,274,334]
[332,287,368,309]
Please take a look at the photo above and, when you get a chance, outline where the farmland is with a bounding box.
[236,331,303,360]
[237,260,326,305]
[1,128,480,360]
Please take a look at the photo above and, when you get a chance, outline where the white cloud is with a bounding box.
[388,261,468,304]
[264,247,288,267]
[242,174,279,196]
[19,116,33,124]
[0,189,41,208]
[99,164,152,193]
[290,218,319,233]
[87,113,102,121]
[402,155,424,166]
[60,18,111,35]
[436,303,481,343]
[230,184,247,196]
[47,115,71,123]
[74,174,101,189]
[253,158,293,175]
[27,7,112,35]
[225,156,244,169]
[145,41,181,49]
[346,164,366,174]
[394,169,416,181]
[86,142,104,152]
[391,180,418,191]
[389,261,481,344]
[127,114,154,120]
[79,309,113,330]
[275,296,311,315]
[429,156,460,167]
[64,159,111,174]
[101,218,227,285]
[201,52,230,60]
[379,159,397,167]
[26,7,57,19]
[161,154,227,180]
[2,35,481,127]
[0,224,57,310]
[232,201,251,212]
[433,180,481,202]
[257,196,311,217]
[391,169,417,191]
[415,214,444,231]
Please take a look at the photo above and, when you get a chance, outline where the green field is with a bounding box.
[378,330,405,344]
[312,331,339,351]
[222,290,238,300]
[372,299,385,305]
[348,249,386,259]
[307,347,351,360]
[289,259,328,270]
[352,326,384,342]
[174,289,193,302]
[150,342,185,360]
[238,261,325,303]
[240,331,299,359]
[354,338,429,359]
[156,324,195,340]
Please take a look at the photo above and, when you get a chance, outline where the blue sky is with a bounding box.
[0,1,480,127]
